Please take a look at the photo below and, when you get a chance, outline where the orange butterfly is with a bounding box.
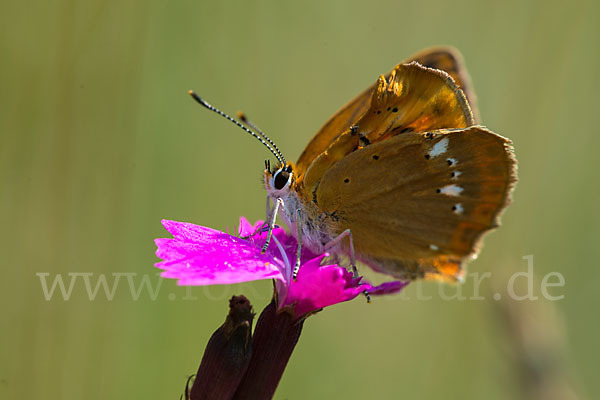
[191,47,517,285]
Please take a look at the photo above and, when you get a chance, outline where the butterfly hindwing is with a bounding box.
[313,127,517,281]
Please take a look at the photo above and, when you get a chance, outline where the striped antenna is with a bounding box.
[188,90,286,166]
[237,111,285,164]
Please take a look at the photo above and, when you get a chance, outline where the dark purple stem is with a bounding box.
[190,296,254,400]
[233,300,304,400]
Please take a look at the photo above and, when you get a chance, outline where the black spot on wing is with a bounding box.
[312,180,321,204]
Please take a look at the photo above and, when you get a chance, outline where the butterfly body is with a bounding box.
[263,51,516,282]
[264,171,332,253]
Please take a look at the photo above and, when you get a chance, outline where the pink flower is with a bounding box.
[155,218,408,319]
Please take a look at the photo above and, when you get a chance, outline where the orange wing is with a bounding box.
[295,47,477,176]
[314,127,517,281]
[300,62,473,193]
[407,46,479,121]
[353,62,473,144]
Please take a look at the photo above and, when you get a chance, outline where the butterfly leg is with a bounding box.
[292,209,303,280]
[239,199,271,239]
[323,229,371,303]
[240,222,270,240]
[261,197,284,254]
[256,196,273,236]
[238,197,272,239]
[323,229,357,275]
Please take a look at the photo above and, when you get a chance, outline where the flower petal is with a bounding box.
[237,217,263,237]
[283,255,370,317]
[154,218,410,319]
[367,280,410,296]
[155,220,284,286]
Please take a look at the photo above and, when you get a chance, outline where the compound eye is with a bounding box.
[273,170,290,190]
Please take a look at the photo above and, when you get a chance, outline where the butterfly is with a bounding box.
[190,46,517,284]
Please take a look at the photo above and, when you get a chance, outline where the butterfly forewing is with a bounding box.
[296,47,478,176]
[405,46,479,121]
[354,62,473,144]
[300,62,473,191]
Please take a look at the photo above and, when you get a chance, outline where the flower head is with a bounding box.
[155,218,408,319]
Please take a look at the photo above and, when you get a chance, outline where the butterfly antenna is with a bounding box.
[188,90,286,165]
[237,111,285,165]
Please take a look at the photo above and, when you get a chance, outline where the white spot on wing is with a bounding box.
[452,170,462,179]
[453,203,464,214]
[447,157,457,166]
[429,244,439,251]
[429,138,449,157]
[440,184,463,196]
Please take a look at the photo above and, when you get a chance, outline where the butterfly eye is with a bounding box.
[273,170,291,190]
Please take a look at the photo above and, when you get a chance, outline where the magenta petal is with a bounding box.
[155,220,284,286]
[237,217,263,237]
[154,218,410,319]
[283,255,369,317]
[367,280,410,295]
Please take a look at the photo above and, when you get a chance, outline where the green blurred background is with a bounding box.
[2,0,599,398]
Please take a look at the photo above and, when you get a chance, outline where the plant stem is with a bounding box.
[233,300,304,400]
[190,296,254,400]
